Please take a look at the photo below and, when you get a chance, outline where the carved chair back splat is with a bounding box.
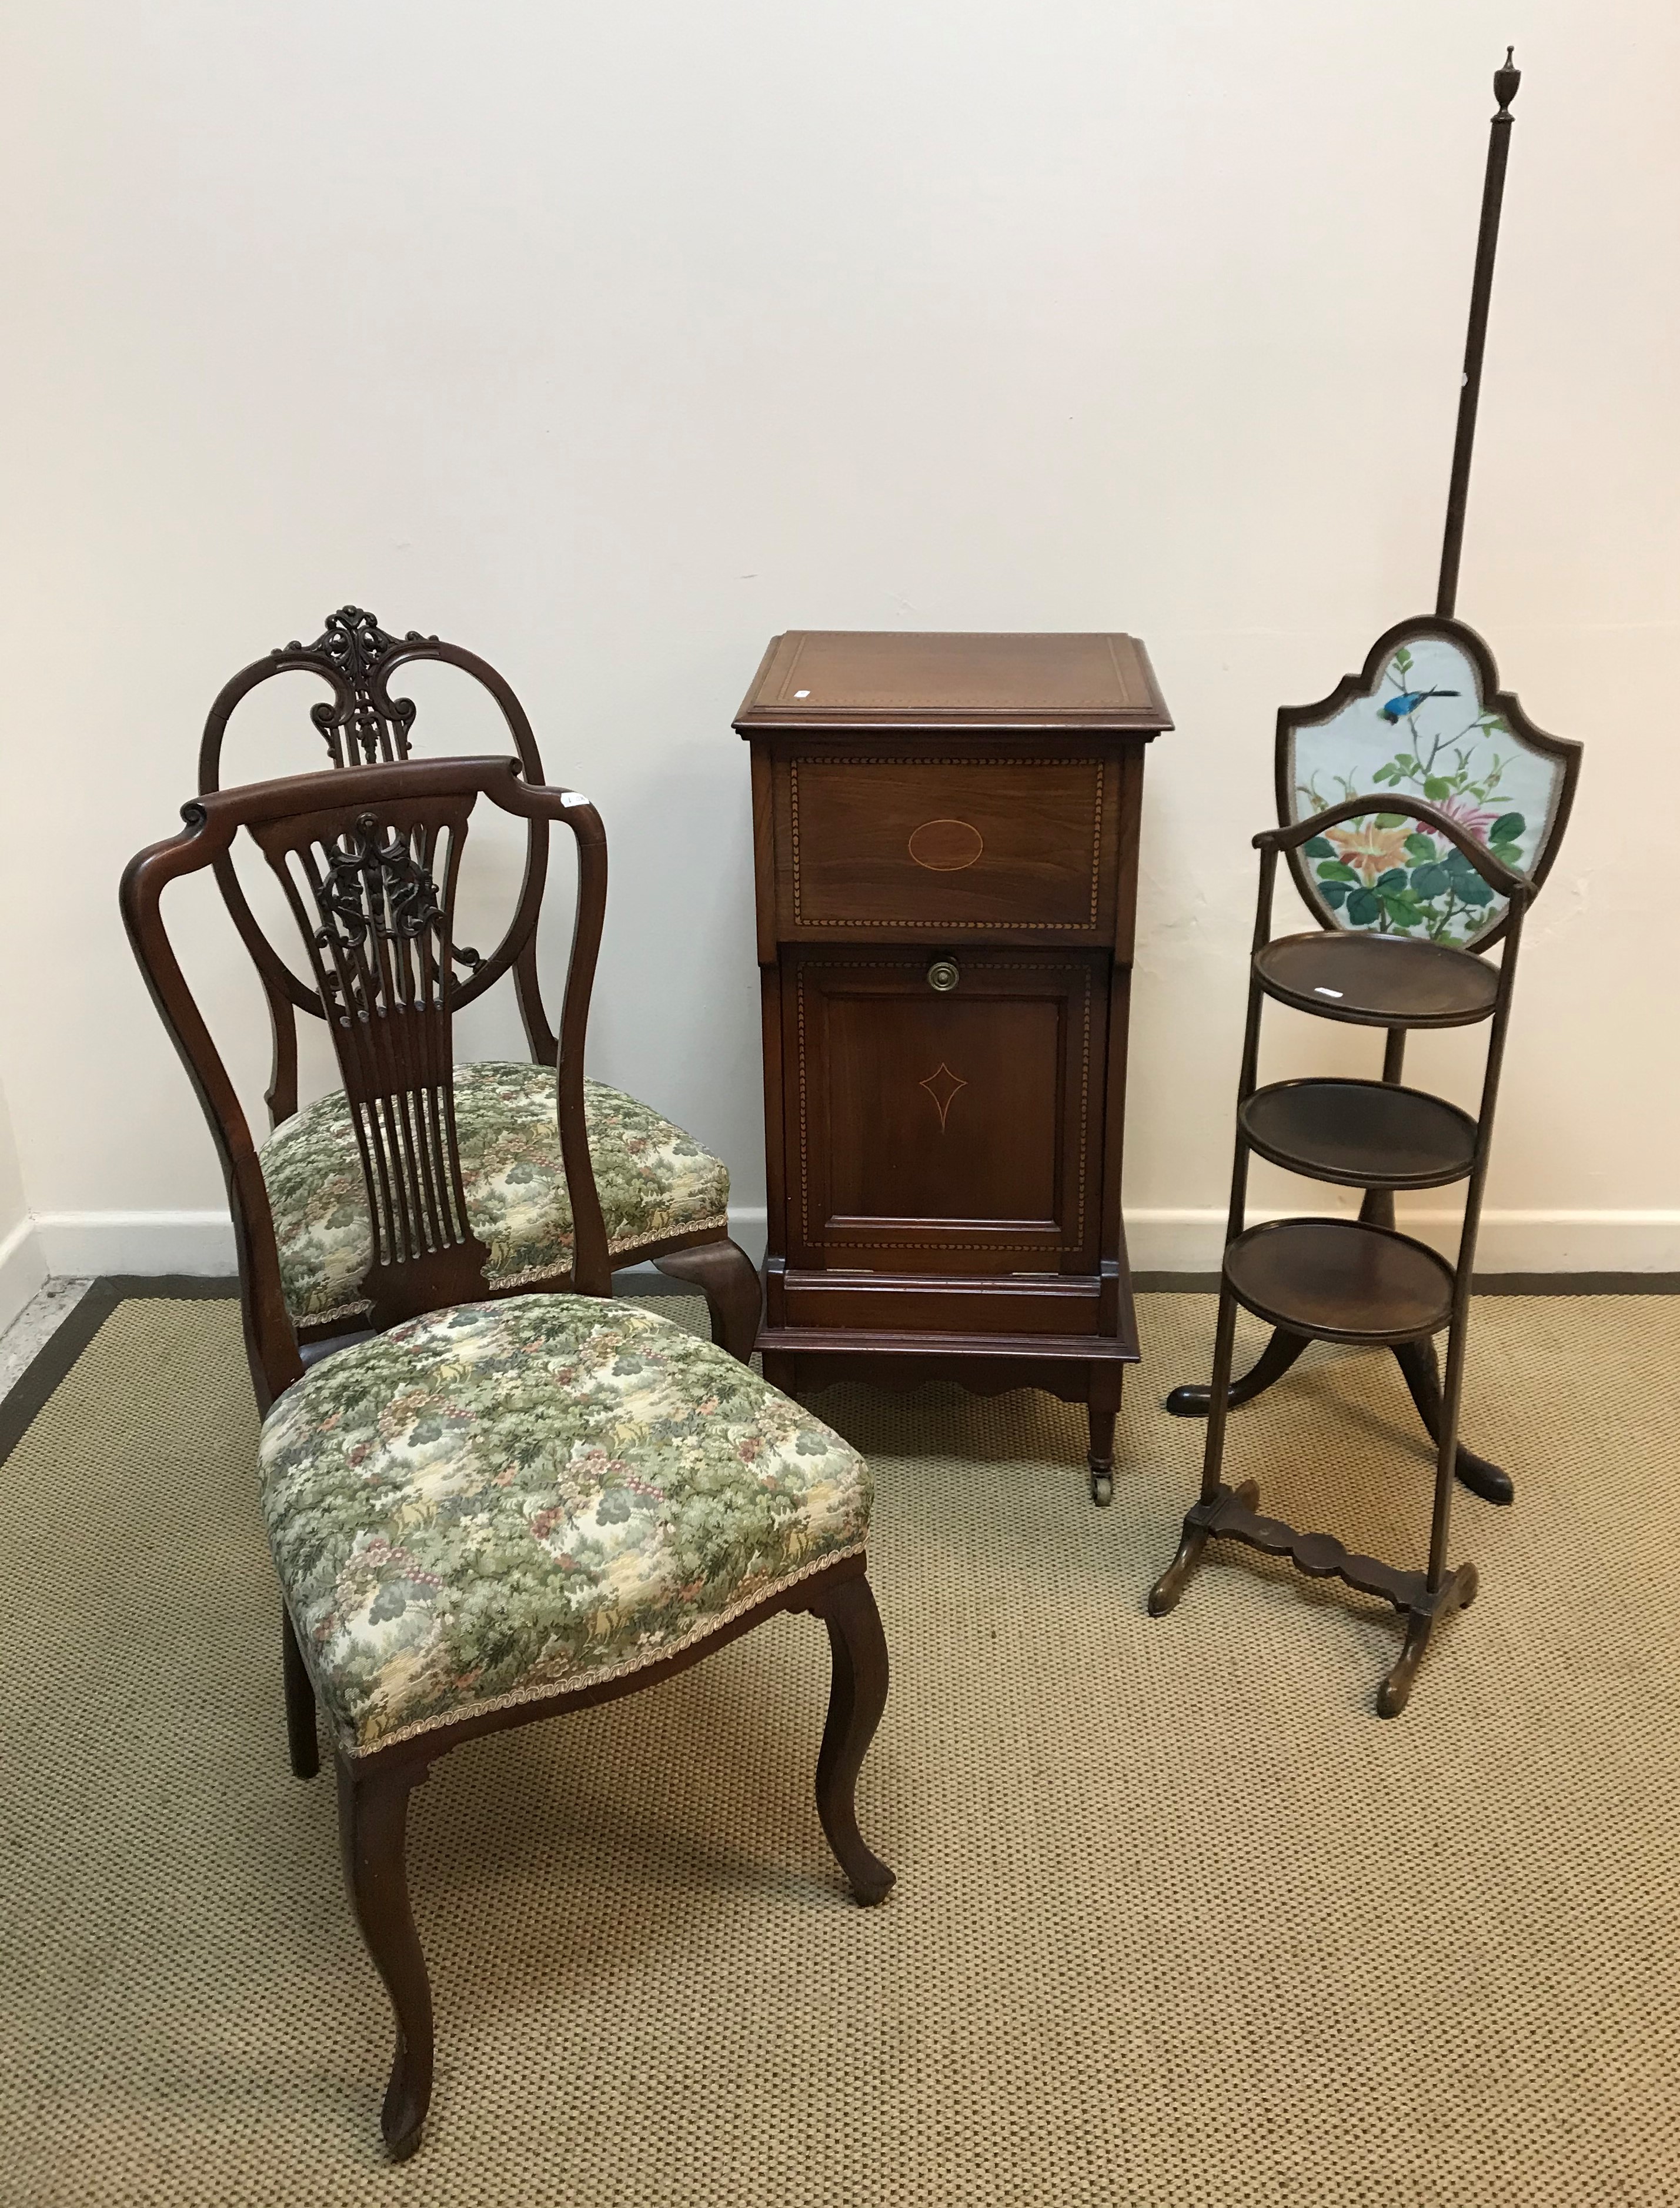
[123,756,611,1403]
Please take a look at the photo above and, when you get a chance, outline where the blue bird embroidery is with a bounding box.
[1380,688,1460,723]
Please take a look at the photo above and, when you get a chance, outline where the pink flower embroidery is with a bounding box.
[1324,820,1415,882]
[1431,794,1499,841]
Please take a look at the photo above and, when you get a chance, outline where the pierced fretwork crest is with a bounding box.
[272,608,482,978]
[314,814,445,966]
[302,814,455,1040]
[313,813,481,991]
[279,604,430,768]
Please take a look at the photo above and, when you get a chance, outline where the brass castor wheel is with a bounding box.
[1089,1469,1113,1507]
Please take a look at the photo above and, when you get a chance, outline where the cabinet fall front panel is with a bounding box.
[783,949,1108,1275]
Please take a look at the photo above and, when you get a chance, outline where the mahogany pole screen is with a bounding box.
[1155,52,1587,1716]
[1438,49,1521,620]
[1183,52,1583,1497]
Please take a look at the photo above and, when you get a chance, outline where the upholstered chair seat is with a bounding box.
[260,1066,730,1327]
[259,1295,870,1755]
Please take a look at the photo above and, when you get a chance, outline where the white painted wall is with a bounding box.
[0,1075,45,1328]
[1,0,1675,1277]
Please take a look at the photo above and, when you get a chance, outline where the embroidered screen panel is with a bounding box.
[1278,619,1578,951]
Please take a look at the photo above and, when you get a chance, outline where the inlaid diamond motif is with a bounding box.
[919,1062,967,1133]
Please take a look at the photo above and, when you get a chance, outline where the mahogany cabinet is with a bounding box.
[736,631,1172,1502]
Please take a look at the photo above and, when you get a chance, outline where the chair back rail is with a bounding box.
[198,608,559,1125]
[121,757,610,1412]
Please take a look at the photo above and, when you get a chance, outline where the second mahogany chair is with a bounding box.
[121,756,894,2160]
[199,606,761,1359]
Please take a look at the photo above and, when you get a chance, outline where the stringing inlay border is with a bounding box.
[789,759,1105,930]
[793,960,1091,1254]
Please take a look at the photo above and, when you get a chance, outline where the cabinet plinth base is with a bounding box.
[771,1264,1120,1342]
[756,1326,1138,1368]
[757,1333,1135,1399]
[757,1321,1137,1511]
[1148,1481,1479,1718]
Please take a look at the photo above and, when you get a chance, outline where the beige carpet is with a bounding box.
[2,1291,1676,2206]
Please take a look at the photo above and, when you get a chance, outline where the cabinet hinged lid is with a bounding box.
[734,631,1172,734]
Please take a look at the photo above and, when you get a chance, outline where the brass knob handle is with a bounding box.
[927,958,960,993]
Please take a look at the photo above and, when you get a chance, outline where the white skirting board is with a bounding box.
[0,1218,51,1335]
[15,1204,1680,1285]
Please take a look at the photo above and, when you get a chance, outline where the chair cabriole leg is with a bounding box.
[652,1238,763,1364]
[804,1569,894,1905]
[338,1752,435,2160]
[281,1606,319,1780]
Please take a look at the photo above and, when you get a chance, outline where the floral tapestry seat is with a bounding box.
[259,1063,731,1328]
[259,1295,871,1754]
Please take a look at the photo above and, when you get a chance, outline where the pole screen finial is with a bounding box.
[1494,46,1520,115]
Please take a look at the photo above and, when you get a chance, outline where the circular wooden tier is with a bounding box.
[1223,1218,1455,1344]
[1240,1078,1478,1191]
[1254,931,1499,1028]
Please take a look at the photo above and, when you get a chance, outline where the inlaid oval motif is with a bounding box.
[907,817,984,871]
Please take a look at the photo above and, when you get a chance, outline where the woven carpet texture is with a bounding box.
[1,1292,1676,2205]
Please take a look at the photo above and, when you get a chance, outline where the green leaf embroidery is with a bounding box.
[1410,862,1451,900]
[1303,836,1335,857]
[1489,811,1526,843]
[1316,860,1360,883]
[1346,887,1381,927]
[1424,776,1452,802]
[1404,833,1438,862]
[1374,867,1409,890]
